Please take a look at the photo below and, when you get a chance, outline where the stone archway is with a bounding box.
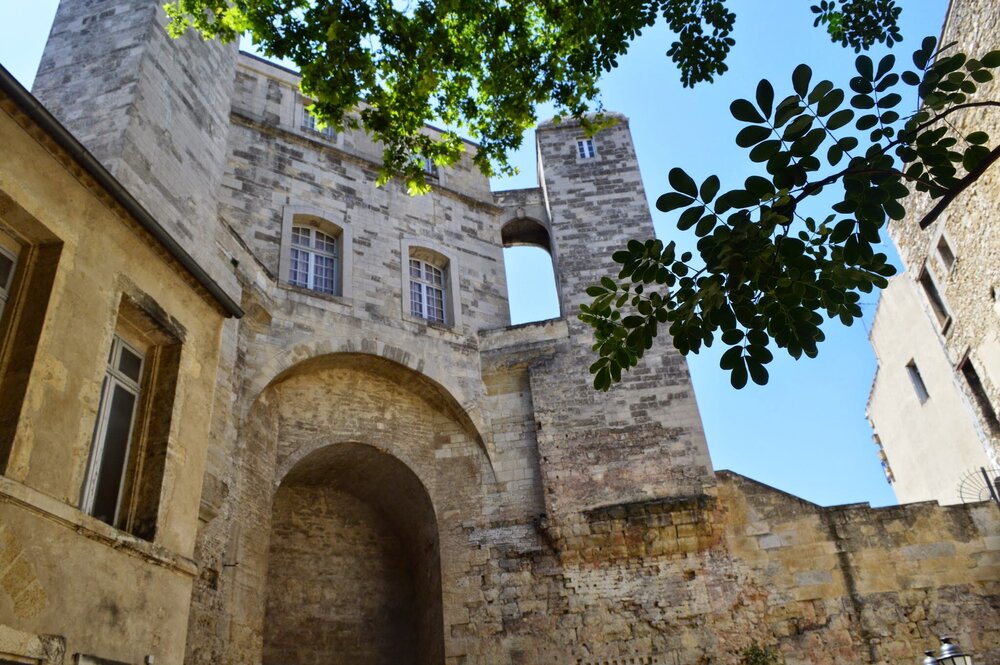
[262,442,444,665]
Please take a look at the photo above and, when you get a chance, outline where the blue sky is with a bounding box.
[0,1,950,507]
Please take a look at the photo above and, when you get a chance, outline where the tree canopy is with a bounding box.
[165,0,899,192]
[580,38,1000,389]
[164,0,999,390]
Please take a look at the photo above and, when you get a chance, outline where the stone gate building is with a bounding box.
[0,1,997,664]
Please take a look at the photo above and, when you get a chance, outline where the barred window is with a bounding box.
[289,226,339,295]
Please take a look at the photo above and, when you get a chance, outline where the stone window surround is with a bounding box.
[932,229,957,274]
[400,238,461,329]
[279,205,354,302]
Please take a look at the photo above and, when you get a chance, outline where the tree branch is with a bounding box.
[918,144,1000,229]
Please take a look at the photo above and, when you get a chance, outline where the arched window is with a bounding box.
[401,240,460,327]
[289,226,339,295]
[279,206,352,300]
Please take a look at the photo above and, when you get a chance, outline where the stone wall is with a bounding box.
[868,0,1000,502]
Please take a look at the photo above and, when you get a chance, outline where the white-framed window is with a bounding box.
[82,334,145,527]
[409,259,446,323]
[289,226,339,295]
[576,138,597,159]
[401,240,461,328]
[302,107,335,139]
[0,241,17,322]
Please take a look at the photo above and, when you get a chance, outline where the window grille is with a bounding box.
[576,138,597,159]
[409,258,446,323]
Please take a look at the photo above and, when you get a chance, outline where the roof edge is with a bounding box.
[0,64,244,319]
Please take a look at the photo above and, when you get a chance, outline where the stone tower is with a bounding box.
[32,0,240,295]
[1,2,997,664]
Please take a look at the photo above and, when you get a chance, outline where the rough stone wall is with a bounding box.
[869,0,1000,502]
[528,116,714,520]
[263,485,420,665]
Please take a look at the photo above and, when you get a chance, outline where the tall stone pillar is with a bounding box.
[32,0,239,297]
[529,115,714,520]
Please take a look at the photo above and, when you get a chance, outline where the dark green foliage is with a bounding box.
[811,0,902,51]
[165,0,894,193]
[581,37,1000,390]
[740,643,783,665]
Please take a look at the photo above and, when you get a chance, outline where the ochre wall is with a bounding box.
[0,91,224,663]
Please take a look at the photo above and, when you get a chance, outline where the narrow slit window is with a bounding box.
[0,242,16,322]
[936,236,956,271]
[906,359,930,404]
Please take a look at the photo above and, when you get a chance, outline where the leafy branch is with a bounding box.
[581,37,1000,390]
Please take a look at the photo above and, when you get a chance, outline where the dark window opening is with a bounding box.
[960,358,1000,434]
[906,359,930,404]
[918,268,951,329]
[936,235,956,271]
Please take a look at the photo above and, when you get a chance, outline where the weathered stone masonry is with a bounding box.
[0,0,995,663]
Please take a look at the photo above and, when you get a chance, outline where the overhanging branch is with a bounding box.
[918,144,1000,229]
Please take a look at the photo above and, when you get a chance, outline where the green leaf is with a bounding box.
[756,79,774,119]
[901,70,921,86]
[875,53,895,80]
[720,346,742,370]
[731,98,765,123]
[695,214,717,237]
[914,36,937,70]
[981,50,1000,68]
[792,64,812,98]
[826,108,854,130]
[966,131,989,145]
[963,144,991,172]
[750,140,782,163]
[656,192,695,212]
[668,168,698,197]
[700,175,721,202]
[677,205,706,231]
[729,357,748,389]
[856,55,874,80]
[747,359,769,386]
[827,143,844,166]
[736,125,772,148]
[586,285,607,297]
[817,88,844,116]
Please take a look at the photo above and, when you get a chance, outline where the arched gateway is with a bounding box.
[239,353,487,665]
[263,443,443,665]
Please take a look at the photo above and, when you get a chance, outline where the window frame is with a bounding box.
[289,225,340,295]
[905,359,930,404]
[80,334,145,526]
[0,240,17,323]
[400,239,461,328]
[576,138,597,160]
[279,206,353,301]
[301,104,337,141]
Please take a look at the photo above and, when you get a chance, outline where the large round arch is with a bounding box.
[262,442,444,665]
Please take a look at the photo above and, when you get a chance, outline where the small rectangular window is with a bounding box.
[576,138,596,159]
[936,236,956,271]
[918,267,951,329]
[906,359,929,404]
[959,357,1000,434]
